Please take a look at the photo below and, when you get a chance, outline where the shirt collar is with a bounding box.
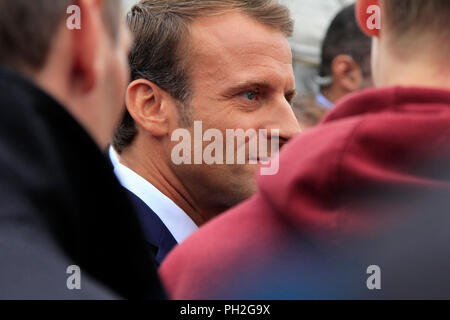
[316,93,334,109]
[109,147,198,244]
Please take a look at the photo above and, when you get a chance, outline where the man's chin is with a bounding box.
[227,164,260,202]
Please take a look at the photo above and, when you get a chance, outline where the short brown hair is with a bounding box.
[0,0,121,72]
[320,4,371,79]
[383,0,450,44]
[112,0,294,153]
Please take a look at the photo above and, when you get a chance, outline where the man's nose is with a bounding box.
[272,99,301,147]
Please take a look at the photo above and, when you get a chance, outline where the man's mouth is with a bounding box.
[249,157,271,164]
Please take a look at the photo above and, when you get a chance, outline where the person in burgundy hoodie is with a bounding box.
[159,0,450,299]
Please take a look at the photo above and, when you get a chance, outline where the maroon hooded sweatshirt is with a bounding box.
[160,86,450,299]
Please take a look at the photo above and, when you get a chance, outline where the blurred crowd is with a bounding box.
[0,0,449,299]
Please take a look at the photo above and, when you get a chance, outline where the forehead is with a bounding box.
[188,12,294,90]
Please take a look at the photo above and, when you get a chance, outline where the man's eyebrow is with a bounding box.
[224,80,296,96]
[225,80,273,94]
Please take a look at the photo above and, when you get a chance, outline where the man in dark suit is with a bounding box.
[109,148,179,266]
[0,0,164,299]
[110,0,300,265]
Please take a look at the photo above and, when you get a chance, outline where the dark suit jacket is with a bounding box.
[124,189,177,266]
[0,65,164,299]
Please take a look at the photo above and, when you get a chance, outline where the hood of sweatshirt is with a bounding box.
[257,86,450,237]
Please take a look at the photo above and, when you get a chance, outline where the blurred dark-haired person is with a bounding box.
[293,4,372,129]
[110,0,300,265]
[160,0,450,299]
[0,0,163,299]
[316,3,372,109]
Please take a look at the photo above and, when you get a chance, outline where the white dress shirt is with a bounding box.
[109,147,198,244]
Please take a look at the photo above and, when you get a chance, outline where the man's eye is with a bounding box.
[240,90,260,101]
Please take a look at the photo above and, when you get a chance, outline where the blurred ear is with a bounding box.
[356,0,381,37]
[332,55,363,92]
[126,79,170,137]
[72,0,104,92]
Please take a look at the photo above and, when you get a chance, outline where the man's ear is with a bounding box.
[72,0,104,92]
[332,55,363,92]
[126,79,170,137]
[356,0,381,37]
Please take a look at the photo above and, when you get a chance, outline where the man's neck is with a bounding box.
[119,141,207,226]
[376,41,450,90]
[378,64,450,90]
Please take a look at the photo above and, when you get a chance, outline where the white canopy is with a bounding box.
[280,0,355,65]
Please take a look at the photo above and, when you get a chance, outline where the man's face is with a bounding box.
[168,12,300,214]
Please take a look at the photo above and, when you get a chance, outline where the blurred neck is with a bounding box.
[375,38,450,90]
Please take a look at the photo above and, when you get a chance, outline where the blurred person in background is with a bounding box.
[160,0,450,299]
[0,0,163,299]
[293,4,372,129]
[110,0,300,265]
[316,3,372,108]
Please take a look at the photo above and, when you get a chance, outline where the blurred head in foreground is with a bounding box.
[357,0,450,89]
[0,0,132,148]
[0,0,165,299]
